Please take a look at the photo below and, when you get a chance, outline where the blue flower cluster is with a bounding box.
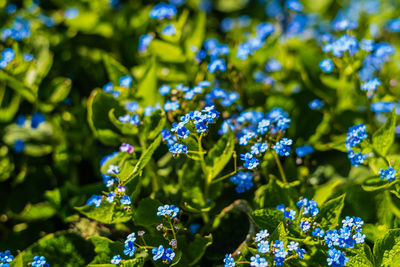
[345,124,368,167]
[157,204,180,218]
[159,80,210,102]
[162,105,220,155]
[0,250,13,266]
[30,256,49,267]
[236,22,275,60]
[0,48,15,69]
[1,17,31,41]
[150,3,177,20]
[223,228,306,266]
[103,75,134,98]
[194,38,229,72]
[379,166,397,182]
[152,245,175,263]
[230,172,254,193]
[205,88,239,107]
[296,145,314,158]
[220,15,251,32]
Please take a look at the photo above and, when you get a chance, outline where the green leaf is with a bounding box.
[149,40,186,63]
[0,71,36,102]
[121,135,162,185]
[373,229,400,267]
[133,197,162,226]
[184,12,206,60]
[253,177,298,209]
[372,108,397,156]
[75,201,132,224]
[10,231,94,267]
[362,176,397,192]
[88,236,124,264]
[316,194,345,230]
[47,77,72,103]
[103,54,130,84]
[269,222,287,244]
[250,209,285,231]
[345,244,375,267]
[13,202,57,221]
[0,93,21,122]
[0,146,14,182]
[206,131,235,180]
[87,89,123,145]
[186,234,213,265]
[108,108,139,135]
[136,57,161,106]
[313,180,341,205]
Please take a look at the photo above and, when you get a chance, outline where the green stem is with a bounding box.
[168,218,177,243]
[273,152,288,183]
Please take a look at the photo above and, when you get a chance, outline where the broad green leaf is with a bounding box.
[316,194,345,230]
[372,108,397,156]
[87,89,123,145]
[121,135,162,185]
[10,231,94,267]
[313,180,341,205]
[88,236,124,264]
[0,71,36,102]
[149,40,186,63]
[142,110,166,140]
[108,108,139,135]
[362,176,397,192]
[373,229,400,267]
[206,130,235,180]
[136,57,161,106]
[133,197,162,226]
[75,201,132,224]
[250,208,285,231]
[269,222,287,244]
[13,202,57,221]
[103,54,130,84]
[25,38,53,89]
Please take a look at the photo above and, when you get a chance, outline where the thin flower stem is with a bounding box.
[273,152,288,184]
[168,217,177,242]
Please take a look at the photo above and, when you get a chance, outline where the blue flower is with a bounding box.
[119,76,133,88]
[23,53,34,61]
[273,138,293,157]
[370,101,398,113]
[110,255,122,265]
[157,204,180,218]
[120,195,131,205]
[162,24,176,36]
[162,248,175,262]
[250,254,268,267]
[327,248,348,267]
[257,119,271,134]
[287,241,298,252]
[103,82,113,93]
[300,220,311,232]
[348,150,367,166]
[164,100,180,111]
[169,143,188,154]
[319,59,334,73]
[223,254,235,267]
[323,35,358,57]
[124,240,135,257]
[5,4,17,14]
[152,245,165,261]
[240,153,259,169]
[106,192,115,203]
[250,143,268,155]
[159,85,171,95]
[312,228,325,238]
[345,124,368,149]
[30,256,48,267]
[308,99,324,110]
[286,0,303,11]
[255,230,269,243]
[360,39,374,52]
[138,34,154,53]
[64,7,79,19]
[237,43,251,60]
[86,195,102,207]
[296,145,314,157]
[107,164,120,175]
[31,112,45,128]
[16,115,26,126]
[13,139,25,153]
[265,59,282,72]
[276,116,291,131]
[296,198,319,216]
[379,166,397,182]
[208,58,226,73]
[125,101,139,112]
[230,172,254,193]
[387,18,400,32]
[257,240,270,254]
[120,143,134,153]
[150,3,177,20]
[0,250,14,264]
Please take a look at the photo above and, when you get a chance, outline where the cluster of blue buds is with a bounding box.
[0,250,14,266]
[103,75,133,98]
[0,48,15,68]
[110,232,137,265]
[205,88,239,107]
[162,105,220,155]
[30,256,49,267]
[223,229,306,266]
[149,3,177,20]
[1,17,31,41]
[345,124,368,166]
[159,80,211,104]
